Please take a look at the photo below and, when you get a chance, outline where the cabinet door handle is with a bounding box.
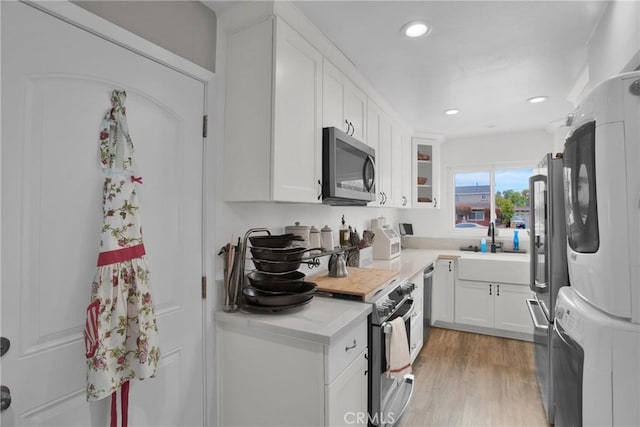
[489,284,492,296]
[497,284,500,296]
[448,261,451,272]
[345,119,350,133]
[433,197,437,208]
[345,339,357,351]
[349,121,355,136]
[317,179,322,200]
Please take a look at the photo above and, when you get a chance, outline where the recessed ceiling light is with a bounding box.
[402,21,430,38]
[527,96,548,104]
[444,108,459,115]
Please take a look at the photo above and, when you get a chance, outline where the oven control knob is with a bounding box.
[376,305,388,317]
[398,283,412,295]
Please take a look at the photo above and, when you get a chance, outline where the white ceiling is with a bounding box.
[208,1,608,139]
[292,1,607,138]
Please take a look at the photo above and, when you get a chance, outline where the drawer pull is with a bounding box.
[345,339,357,351]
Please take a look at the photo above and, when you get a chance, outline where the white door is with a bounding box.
[1,2,205,426]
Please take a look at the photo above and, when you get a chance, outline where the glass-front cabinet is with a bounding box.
[412,137,441,208]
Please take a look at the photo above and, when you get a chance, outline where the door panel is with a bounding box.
[455,280,493,328]
[2,2,204,425]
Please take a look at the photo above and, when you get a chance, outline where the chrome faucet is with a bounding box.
[487,222,497,253]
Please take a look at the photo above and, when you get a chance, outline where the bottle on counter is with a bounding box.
[513,230,519,251]
[339,215,350,247]
[480,238,487,253]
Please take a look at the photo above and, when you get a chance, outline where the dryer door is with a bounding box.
[563,120,599,254]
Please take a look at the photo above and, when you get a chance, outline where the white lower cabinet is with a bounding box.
[218,318,368,426]
[455,280,533,334]
[493,283,535,334]
[326,349,368,427]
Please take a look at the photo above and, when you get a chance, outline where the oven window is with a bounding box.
[563,121,599,253]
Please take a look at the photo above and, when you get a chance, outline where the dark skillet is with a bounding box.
[248,234,304,249]
[243,282,316,306]
[247,271,306,290]
[250,246,310,262]
[252,259,302,274]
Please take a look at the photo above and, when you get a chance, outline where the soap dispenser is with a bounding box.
[480,238,487,253]
[513,230,519,251]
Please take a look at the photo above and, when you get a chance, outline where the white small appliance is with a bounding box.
[563,70,640,322]
[371,217,401,260]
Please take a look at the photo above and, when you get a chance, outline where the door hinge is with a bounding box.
[202,115,208,138]
[201,276,207,299]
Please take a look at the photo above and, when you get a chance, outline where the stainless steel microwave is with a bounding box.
[322,127,376,206]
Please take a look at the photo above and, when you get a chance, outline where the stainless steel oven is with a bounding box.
[368,279,416,427]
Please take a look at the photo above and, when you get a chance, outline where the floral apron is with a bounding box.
[84,90,160,426]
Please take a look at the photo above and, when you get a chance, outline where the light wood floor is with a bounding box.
[396,328,549,427]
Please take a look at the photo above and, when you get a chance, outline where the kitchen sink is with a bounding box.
[458,253,529,284]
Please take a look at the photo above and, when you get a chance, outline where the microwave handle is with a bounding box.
[363,155,375,192]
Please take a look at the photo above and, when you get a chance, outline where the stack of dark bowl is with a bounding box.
[243,234,317,311]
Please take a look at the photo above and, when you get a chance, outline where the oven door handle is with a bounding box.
[382,300,414,334]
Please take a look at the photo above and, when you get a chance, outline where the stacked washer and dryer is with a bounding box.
[553,71,640,426]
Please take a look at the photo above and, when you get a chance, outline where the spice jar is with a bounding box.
[320,225,334,251]
[284,221,310,248]
[309,226,321,255]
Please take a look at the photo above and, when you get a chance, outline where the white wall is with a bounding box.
[73,1,217,72]
[586,0,640,91]
[399,129,554,237]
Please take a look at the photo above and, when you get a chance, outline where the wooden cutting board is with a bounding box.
[310,267,400,301]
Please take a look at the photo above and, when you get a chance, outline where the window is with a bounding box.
[469,211,485,221]
[454,167,533,230]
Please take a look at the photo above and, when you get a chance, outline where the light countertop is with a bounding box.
[215,247,528,344]
[214,296,371,345]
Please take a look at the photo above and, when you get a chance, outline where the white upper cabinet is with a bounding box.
[367,100,394,206]
[399,129,413,208]
[412,137,441,209]
[224,16,323,203]
[322,59,367,143]
[390,121,403,208]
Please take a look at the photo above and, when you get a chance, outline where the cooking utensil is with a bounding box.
[247,271,305,289]
[350,228,360,247]
[241,296,313,312]
[250,246,310,262]
[362,230,375,247]
[248,280,316,295]
[252,259,302,274]
[242,283,316,306]
[248,233,304,248]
